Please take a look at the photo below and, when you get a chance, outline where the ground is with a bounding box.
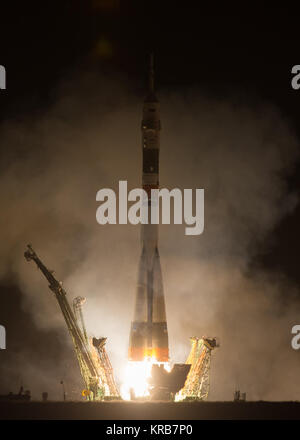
[0,401,300,420]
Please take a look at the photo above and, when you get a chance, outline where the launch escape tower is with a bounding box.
[24,244,119,400]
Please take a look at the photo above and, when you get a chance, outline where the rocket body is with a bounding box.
[128,57,169,363]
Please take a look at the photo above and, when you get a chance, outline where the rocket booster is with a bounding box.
[128,55,169,363]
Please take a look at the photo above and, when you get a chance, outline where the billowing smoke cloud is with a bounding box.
[0,70,299,400]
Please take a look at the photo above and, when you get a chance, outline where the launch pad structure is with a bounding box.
[24,244,120,401]
[23,56,218,402]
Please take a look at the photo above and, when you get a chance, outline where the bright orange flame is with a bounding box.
[120,356,170,400]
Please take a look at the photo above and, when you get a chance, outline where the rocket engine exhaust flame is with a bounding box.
[120,356,170,400]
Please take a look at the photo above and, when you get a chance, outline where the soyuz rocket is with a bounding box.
[128,55,169,363]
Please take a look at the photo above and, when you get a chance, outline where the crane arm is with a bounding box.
[24,244,103,399]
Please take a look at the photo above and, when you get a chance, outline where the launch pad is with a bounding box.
[1,401,300,420]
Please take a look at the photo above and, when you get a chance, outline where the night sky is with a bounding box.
[1,2,300,400]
